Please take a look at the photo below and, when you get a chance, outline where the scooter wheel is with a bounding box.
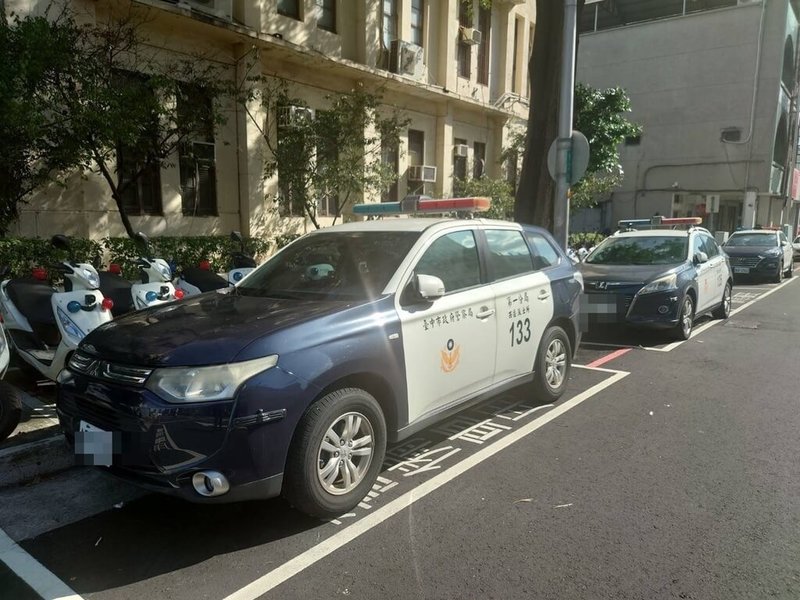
[0,382,23,443]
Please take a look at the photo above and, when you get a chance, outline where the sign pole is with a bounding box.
[554,0,578,250]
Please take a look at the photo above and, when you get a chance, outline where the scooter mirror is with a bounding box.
[51,234,71,252]
[134,232,153,257]
[230,231,243,243]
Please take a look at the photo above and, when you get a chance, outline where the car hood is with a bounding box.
[722,246,779,257]
[79,291,351,367]
[579,263,684,284]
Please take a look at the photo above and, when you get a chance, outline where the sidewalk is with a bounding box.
[0,368,72,488]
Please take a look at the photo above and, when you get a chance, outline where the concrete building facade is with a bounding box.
[576,0,800,237]
[9,0,535,241]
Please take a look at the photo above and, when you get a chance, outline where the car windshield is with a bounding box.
[585,236,688,265]
[725,233,778,247]
[237,231,420,301]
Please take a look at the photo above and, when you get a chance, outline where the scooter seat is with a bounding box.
[181,267,228,292]
[6,279,56,326]
[98,272,135,317]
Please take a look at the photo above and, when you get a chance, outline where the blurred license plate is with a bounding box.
[734,267,750,274]
[76,420,114,466]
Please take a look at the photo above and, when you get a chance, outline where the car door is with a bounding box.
[700,233,726,304]
[483,228,555,384]
[396,228,498,424]
[691,232,715,312]
[779,231,792,268]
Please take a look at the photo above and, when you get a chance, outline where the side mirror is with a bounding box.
[693,251,709,265]
[781,240,788,247]
[51,234,70,252]
[134,232,152,257]
[415,274,445,301]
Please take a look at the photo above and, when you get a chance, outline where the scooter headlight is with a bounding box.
[56,307,86,342]
[157,263,172,281]
[83,268,99,289]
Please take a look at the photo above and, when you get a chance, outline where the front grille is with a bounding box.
[60,393,145,432]
[69,351,152,386]
[729,256,761,268]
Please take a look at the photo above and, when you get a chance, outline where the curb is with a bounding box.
[0,434,74,488]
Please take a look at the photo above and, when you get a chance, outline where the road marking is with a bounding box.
[224,367,629,600]
[585,347,631,368]
[0,527,83,600]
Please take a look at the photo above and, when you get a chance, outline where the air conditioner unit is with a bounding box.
[453,144,469,158]
[278,105,315,129]
[389,40,424,79]
[181,0,233,20]
[408,165,437,183]
[459,27,482,45]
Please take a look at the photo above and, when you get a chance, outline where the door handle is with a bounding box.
[538,290,551,300]
[476,307,495,319]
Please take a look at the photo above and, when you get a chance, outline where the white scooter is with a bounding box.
[131,232,182,310]
[0,235,113,383]
[174,231,257,297]
[227,230,257,285]
[0,325,22,442]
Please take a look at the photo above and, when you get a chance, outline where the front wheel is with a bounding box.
[772,262,783,284]
[532,325,572,403]
[785,259,794,278]
[674,294,695,341]
[712,281,732,319]
[0,382,22,442]
[283,387,387,519]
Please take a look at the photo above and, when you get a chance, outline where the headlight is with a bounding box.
[157,263,172,281]
[83,268,100,288]
[145,355,279,403]
[638,273,678,295]
[56,307,86,343]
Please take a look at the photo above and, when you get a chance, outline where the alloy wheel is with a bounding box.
[316,412,375,496]
[545,338,567,389]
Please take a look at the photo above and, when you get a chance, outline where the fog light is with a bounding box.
[658,305,669,314]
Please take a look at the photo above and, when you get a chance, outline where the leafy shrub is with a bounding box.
[0,237,103,279]
[568,232,606,249]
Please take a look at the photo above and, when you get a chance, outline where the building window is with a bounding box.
[408,129,425,166]
[473,142,486,179]
[477,5,490,85]
[178,86,217,217]
[277,123,306,217]
[511,17,522,94]
[317,0,336,32]
[115,71,162,216]
[411,0,424,46]
[381,137,399,202]
[457,0,472,78]
[453,137,468,185]
[383,0,398,48]
[278,0,300,19]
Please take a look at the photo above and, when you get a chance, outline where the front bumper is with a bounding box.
[729,257,780,278]
[583,289,681,329]
[57,365,310,502]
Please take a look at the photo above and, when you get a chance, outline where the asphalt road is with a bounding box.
[2,276,799,600]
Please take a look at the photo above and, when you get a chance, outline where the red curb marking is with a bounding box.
[585,347,632,368]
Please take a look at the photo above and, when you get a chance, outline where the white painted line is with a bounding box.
[729,277,797,317]
[0,527,83,600]
[224,367,629,600]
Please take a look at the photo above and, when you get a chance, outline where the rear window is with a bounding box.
[586,236,688,265]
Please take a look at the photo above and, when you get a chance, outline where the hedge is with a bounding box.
[0,235,272,281]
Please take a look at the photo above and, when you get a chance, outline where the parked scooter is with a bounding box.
[0,235,113,383]
[174,231,257,297]
[130,232,182,310]
[0,324,22,442]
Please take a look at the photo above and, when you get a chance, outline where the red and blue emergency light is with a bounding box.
[353,196,491,216]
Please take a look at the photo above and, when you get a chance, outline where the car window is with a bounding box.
[724,233,777,247]
[690,234,704,257]
[701,235,719,258]
[238,231,420,300]
[485,229,535,281]
[524,231,561,270]
[779,232,788,245]
[586,236,688,265]
[414,230,481,294]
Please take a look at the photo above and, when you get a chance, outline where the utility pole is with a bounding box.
[553,0,578,249]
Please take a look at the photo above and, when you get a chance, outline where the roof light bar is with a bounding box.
[618,216,703,228]
[353,196,491,216]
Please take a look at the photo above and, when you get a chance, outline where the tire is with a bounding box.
[283,387,387,519]
[674,293,694,341]
[0,382,22,442]
[772,262,783,284]
[785,259,794,278]
[532,325,572,403]
[712,281,732,319]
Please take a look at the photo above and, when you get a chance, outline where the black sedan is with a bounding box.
[580,227,733,340]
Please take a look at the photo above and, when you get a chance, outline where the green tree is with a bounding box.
[254,81,408,228]
[0,10,234,238]
[455,177,514,220]
[0,12,85,234]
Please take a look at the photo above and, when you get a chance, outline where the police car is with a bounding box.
[57,197,582,518]
[721,228,794,283]
[580,217,733,340]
